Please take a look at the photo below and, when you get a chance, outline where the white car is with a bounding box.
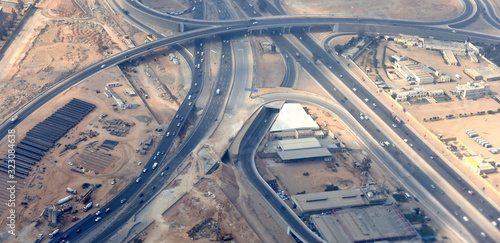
[95,217,102,222]
[463,216,469,222]
[403,139,408,143]
[143,168,147,173]
[95,211,101,216]
[136,177,141,183]
[392,124,397,128]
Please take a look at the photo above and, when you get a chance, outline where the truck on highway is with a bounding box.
[10,115,18,123]
[390,111,403,123]
[152,162,158,170]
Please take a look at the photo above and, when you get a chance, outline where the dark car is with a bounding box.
[139,193,144,197]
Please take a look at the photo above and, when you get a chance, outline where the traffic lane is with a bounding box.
[295,30,500,231]
[281,50,297,87]
[260,92,482,241]
[271,35,492,240]
[239,109,323,243]
[7,11,500,137]
[124,0,472,26]
[90,34,235,242]
[54,38,207,242]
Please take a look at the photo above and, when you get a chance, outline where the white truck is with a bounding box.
[83,202,93,212]
[48,229,60,239]
[152,162,158,170]
[66,187,77,195]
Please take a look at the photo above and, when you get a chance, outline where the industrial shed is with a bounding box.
[270,103,319,132]
[291,189,369,214]
[277,148,332,163]
[278,137,321,151]
[310,205,416,243]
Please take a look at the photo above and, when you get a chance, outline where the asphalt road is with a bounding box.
[1,0,497,241]
[238,107,325,243]
[294,30,500,239]
[119,0,474,26]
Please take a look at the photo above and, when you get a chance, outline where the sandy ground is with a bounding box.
[0,0,489,242]
[251,36,286,88]
[0,0,183,241]
[341,37,500,239]
[283,0,462,21]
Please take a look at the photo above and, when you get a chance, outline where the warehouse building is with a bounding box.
[442,50,458,65]
[394,60,434,84]
[278,137,321,151]
[277,148,332,163]
[291,189,369,214]
[270,103,319,132]
[463,66,500,81]
[310,205,417,243]
[423,38,473,55]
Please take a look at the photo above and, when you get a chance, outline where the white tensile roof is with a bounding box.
[270,103,319,132]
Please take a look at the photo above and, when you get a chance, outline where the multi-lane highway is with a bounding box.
[0,0,495,242]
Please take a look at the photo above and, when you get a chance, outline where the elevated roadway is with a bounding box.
[0,1,495,241]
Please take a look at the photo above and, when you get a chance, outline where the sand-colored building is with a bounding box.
[442,50,458,65]
[462,155,496,174]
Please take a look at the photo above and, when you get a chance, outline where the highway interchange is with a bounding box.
[0,0,499,242]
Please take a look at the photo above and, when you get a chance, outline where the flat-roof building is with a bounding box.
[126,88,137,96]
[463,66,500,81]
[291,189,369,214]
[106,82,122,87]
[311,205,417,243]
[455,82,490,99]
[278,137,321,151]
[424,38,473,55]
[277,148,332,162]
[463,155,496,174]
[394,60,434,84]
[391,88,428,102]
[442,50,458,65]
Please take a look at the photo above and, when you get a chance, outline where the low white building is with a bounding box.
[455,82,490,99]
[394,60,434,84]
[391,88,428,101]
[391,87,444,101]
